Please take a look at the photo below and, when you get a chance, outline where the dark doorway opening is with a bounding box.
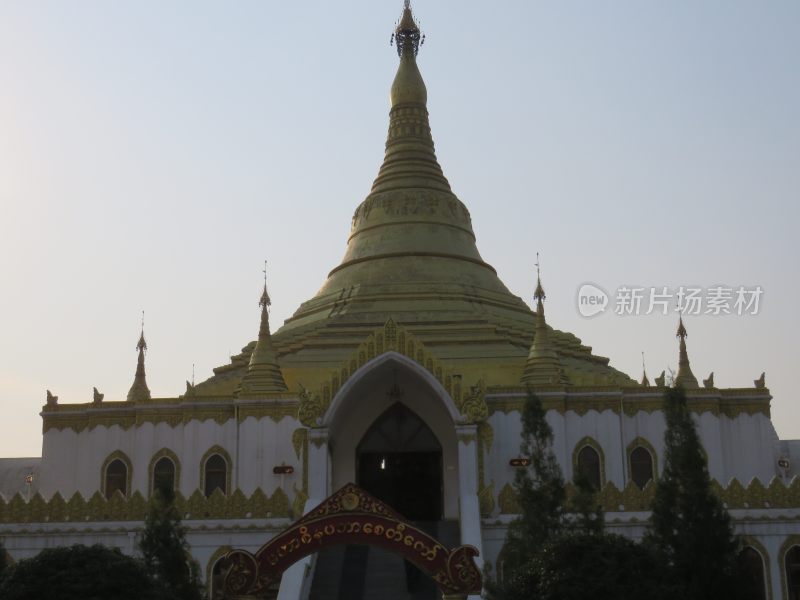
[356,402,443,522]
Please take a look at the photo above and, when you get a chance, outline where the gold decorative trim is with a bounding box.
[497,483,520,515]
[206,544,232,596]
[740,536,772,600]
[779,534,800,600]
[100,450,133,499]
[0,487,293,524]
[626,437,658,489]
[571,436,606,488]
[486,392,770,419]
[298,319,472,427]
[147,448,181,497]
[237,403,297,423]
[199,445,233,498]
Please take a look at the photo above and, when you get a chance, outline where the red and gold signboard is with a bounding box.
[221,483,481,597]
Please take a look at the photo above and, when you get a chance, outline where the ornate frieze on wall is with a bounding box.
[41,396,299,433]
[291,428,309,518]
[492,477,800,516]
[0,486,293,525]
[486,388,771,419]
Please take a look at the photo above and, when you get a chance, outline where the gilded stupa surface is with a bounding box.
[196,4,635,396]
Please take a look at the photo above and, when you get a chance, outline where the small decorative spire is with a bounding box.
[238,264,288,397]
[46,390,58,406]
[640,352,650,387]
[533,252,545,307]
[521,257,568,387]
[754,372,766,389]
[654,370,666,387]
[674,317,699,389]
[703,372,715,389]
[127,312,152,401]
[92,387,104,403]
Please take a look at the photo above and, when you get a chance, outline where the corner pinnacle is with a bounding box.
[238,266,288,397]
[521,258,568,387]
[674,317,699,389]
[127,315,152,401]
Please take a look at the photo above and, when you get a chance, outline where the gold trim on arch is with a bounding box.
[779,534,800,600]
[571,436,606,488]
[206,544,232,595]
[147,448,181,497]
[199,445,233,498]
[740,535,772,600]
[100,450,133,499]
[626,437,658,488]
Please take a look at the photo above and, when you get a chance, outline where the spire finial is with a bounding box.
[676,316,687,340]
[392,0,424,58]
[260,260,271,310]
[674,317,699,388]
[127,312,151,401]
[533,253,545,304]
[137,310,147,352]
[640,351,650,386]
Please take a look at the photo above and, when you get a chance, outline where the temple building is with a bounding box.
[2,4,799,599]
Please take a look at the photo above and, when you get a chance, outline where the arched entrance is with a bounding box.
[220,483,481,600]
[357,402,443,521]
[319,352,461,520]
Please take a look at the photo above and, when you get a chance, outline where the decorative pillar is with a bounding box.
[456,423,484,584]
[307,427,330,503]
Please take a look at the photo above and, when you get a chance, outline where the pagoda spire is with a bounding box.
[640,352,650,387]
[674,317,699,389]
[238,264,288,397]
[127,313,151,401]
[521,256,568,386]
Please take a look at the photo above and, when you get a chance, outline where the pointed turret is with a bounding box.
[127,326,151,401]
[674,317,699,389]
[640,352,650,386]
[238,274,288,397]
[521,262,568,386]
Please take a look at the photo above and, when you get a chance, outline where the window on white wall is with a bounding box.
[630,447,654,489]
[153,457,176,494]
[576,446,601,490]
[204,455,227,497]
[105,459,128,499]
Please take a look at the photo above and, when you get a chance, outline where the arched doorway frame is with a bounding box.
[312,352,463,515]
[305,351,484,578]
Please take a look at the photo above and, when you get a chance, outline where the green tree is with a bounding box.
[0,539,8,583]
[567,469,604,536]
[0,544,160,600]
[501,390,566,574]
[503,532,673,600]
[645,385,745,599]
[138,483,204,600]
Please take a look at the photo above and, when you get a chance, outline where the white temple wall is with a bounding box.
[38,417,299,500]
[237,415,301,497]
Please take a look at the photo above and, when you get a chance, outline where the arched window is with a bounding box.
[630,446,654,489]
[739,546,767,600]
[787,545,800,600]
[576,446,601,491]
[153,457,176,494]
[105,459,128,499]
[204,454,227,497]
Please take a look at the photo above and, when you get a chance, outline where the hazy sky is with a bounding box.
[1,1,798,458]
